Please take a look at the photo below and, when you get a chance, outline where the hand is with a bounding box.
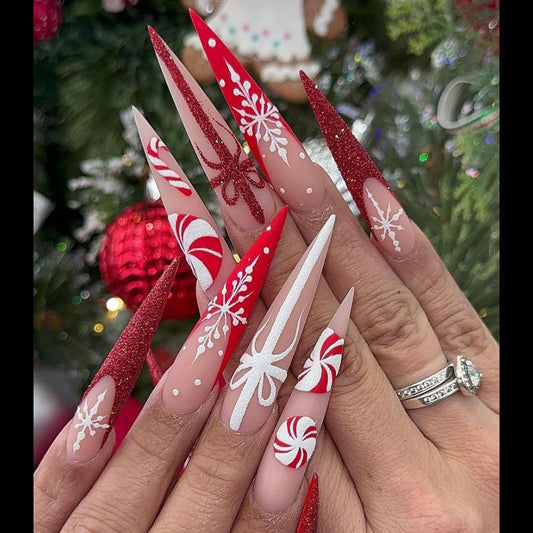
[146,17,499,532]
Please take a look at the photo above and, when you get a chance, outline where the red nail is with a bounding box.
[297,472,319,533]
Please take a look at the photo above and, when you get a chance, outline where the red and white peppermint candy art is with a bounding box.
[168,213,223,292]
[147,137,192,196]
[273,415,317,469]
[295,327,343,393]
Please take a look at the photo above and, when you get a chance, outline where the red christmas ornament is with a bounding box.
[34,0,63,43]
[98,200,199,320]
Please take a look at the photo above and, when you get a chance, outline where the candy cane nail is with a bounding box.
[299,72,416,257]
[161,207,288,415]
[148,27,277,231]
[190,10,326,213]
[252,288,353,512]
[66,259,179,462]
[133,107,236,298]
[221,215,336,435]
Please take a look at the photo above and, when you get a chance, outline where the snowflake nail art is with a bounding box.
[365,187,405,252]
[72,389,111,453]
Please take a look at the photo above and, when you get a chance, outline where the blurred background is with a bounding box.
[33,0,499,465]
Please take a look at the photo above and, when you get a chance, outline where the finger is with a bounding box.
[33,425,115,533]
[300,74,498,409]
[34,260,178,532]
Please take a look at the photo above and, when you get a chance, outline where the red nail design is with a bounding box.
[66,259,178,461]
[296,472,319,533]
[148,26,269,226]
[273,416,318,469]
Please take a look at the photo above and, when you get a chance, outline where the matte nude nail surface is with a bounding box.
[300,71,416,257]
[253,289,353,512]
[190,11,326,212]
[148,26,277,230]
[162,207,288,415]
[133,107,236,299]
[221,215,336,434]
[66,259,179,462]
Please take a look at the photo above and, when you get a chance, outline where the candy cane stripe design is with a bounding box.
[295,327,343,393]
[147,137,192,196]
[168,213,223,291]
[273,416,317,469]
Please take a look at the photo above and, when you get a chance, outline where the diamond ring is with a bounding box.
[397,355,482,410]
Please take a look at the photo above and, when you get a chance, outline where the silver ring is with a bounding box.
[396,355,482,409]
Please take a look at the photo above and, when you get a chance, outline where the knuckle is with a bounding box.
[359,282,425,356]
[65,498,135,533]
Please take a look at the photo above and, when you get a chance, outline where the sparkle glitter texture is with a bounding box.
[296,472,319,533]
[81,258,179,447]
[148,26,267,225]
[299,70,397,230]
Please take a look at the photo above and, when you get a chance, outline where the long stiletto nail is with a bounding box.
[221,214,335,434]
[162,207,288,414]
[148,26,277,230]
[253,289,352,512]
[65,259,179,462]
[133,107,236,300]
[300,71,416,257]
[296,472,319,533]
[189,10,326,213]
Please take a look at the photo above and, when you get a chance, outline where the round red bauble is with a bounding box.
[98,200,199,320]
[34,0,63,43]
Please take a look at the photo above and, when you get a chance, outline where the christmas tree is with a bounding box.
[33,0,499,457]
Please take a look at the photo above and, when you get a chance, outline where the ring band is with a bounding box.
[396,355,482,409]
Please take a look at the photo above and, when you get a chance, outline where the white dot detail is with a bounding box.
[279,187,286,194]
[219,79,226,88]
[218,350,224,356]
[172,389,179,396]
[306,187,313,194]
[208,38,216,48]
[194,379,202,386]
[264,247,270,254]
[299,152,306,159]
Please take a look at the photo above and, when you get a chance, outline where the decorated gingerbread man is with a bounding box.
[180,0,347,103]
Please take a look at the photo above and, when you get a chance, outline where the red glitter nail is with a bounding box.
[296,472,319,533]
[81,258,179,446]
[299,71,397,230]
[148,26,267,225]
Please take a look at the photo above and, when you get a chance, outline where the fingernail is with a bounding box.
[148,26,277,231]
[162,207,288,414]
[66,259,179,462]
[253,290,352,512]
[221,214,335,434]
[300,71,416,257]
[296,473,319,533]
[133,107,237,300]
[189,11,326,213]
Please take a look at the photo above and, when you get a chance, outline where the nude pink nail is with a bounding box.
[189,10,326,213]
[162,207,288,414]
[133,107,236,300]
[252,289,352,512]
[148,26,277,230]
[300,71,416,257]
[65,259,179,462]
[221,215,336,434]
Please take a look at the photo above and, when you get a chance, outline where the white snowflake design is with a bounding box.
[194,255,259,361]
[225,60,289,165]
[365,187,405,252]
[72,389,111,453]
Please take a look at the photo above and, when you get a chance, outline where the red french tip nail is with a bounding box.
[82,258,179,445]
[299,70,396,229]
[297,472,319,533]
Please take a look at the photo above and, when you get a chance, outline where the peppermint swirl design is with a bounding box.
[147,136,192,196]
[295,327,343,393]
[273,415,317,469]
[168,213,223,291]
